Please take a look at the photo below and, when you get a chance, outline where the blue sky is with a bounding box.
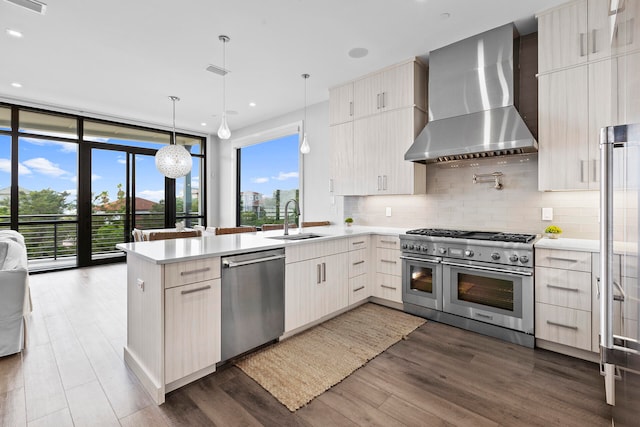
[240,133,300,198]
[0,135,198,207]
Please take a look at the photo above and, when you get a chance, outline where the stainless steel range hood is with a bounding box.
[405,23,537,163]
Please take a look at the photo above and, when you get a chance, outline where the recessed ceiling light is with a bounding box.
[249,102,256,107]
[6,29,23,38]
[11,82,22,88]
[200,122,207,126]
[348,47,369,59]
[440,12,451,19]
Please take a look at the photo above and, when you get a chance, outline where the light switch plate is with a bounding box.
[136,279,144,291]
[542,207,553,221]
[385,207,392,217]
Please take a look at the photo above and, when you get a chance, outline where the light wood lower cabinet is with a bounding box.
[347,236,370,305]
[165,279,220,384]
[373,236,402,303]
[285,246,349,333]
[535,303,592,351]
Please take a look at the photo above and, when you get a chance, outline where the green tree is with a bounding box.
[18,188,72,215]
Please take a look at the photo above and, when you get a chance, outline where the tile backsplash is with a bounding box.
[344,154,634,240]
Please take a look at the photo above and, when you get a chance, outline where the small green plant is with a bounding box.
[544,225,562,234]
[344,217,354,224]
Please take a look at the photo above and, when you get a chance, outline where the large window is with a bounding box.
[237,133,300,228]
[0,103,207,271]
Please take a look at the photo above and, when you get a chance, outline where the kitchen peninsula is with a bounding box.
[116,226,405,404]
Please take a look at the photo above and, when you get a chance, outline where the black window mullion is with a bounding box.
[77,118,92,267]
[10,106,18,230]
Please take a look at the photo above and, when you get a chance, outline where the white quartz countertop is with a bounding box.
[535,237,637,255]
[116,225,407,264]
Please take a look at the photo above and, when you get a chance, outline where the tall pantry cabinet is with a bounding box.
[537,0,640,191]
[329,59,427,196]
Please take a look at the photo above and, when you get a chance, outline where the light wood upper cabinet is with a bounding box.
[329,83,354,125]
[354,72,384,118]
[538,0,588,73]
[538,67,589,191]
[329,122,354,195]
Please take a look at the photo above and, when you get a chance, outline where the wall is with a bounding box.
[208,100,339,227]
[344,154,614,240]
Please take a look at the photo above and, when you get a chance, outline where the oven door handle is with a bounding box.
[441,260,533,277]
[400,255,442,264]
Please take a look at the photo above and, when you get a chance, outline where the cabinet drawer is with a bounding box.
[375,235,400,249]
[165,257,220,288]
[348,235,369,250]
[349,274,369,305]
[535,267,591,310]
[374,273,402,303]
[535,303,591,351]
[376,248,401,276]
[535,249,591,272]
[349,249,369,278]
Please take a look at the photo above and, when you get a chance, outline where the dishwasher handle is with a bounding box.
[222,254,285,268]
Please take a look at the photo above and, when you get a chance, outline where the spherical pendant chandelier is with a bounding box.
[155,96,192,179]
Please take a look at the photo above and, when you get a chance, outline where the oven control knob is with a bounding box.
[464,250,474,257]
[408,244,415,250]
[519,255,530,264]
[438,247,447,255]
[491,252,501,260]
[401,243,408,249]
[421,245,429,252]
[509,254,519,262]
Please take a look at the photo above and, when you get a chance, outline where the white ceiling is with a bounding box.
[0,0,567,135]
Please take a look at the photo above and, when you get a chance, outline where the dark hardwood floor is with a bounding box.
[0,264,611,426]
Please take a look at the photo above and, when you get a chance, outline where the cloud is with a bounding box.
[22,138,78,153]
[138,189,164,202]
[272,171,298,181]
[117,159,126,164]
[22,158,69,177]
[0,159,31,175]
[252,177,269,184]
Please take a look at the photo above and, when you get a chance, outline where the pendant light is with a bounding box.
[217,35,231,140]
[155,96,192,179]
[300,73,311,154]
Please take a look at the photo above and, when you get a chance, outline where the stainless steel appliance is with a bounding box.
[401,229,536,347]
[220,248,285,361]
[405,23,537,163]
[600,123,640,424]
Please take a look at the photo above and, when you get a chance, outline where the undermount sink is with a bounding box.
[267,233,324,241]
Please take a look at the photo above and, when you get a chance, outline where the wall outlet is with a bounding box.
[542,207,553,221]
[136,279,144,292]
[385,207,392,217]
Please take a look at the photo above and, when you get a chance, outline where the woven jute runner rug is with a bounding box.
[235,303,426,411]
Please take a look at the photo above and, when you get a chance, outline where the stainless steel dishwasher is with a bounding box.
[220,248,285,361]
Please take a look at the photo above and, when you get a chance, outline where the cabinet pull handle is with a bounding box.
[592,159,598,182]
[580,32,587,57]
[317,264,321,284]
[377,93,381,109]
[181,285,211,295]
[546,320,579,330]
[381,259,397,264]
[380,284,397,290]
[475,313,493,320]
[591,29,597,54]
[377,175,381,191]
[353,285,365,292]
[382,92,386,108]
[349,101,353,116]
[382,175,387,190]
[329,178,334,193]
[180,267,210,276]
[352,241,365,245]
[546,284,579,292]
[322,262,326,282]
[546,256,579,263]
[380,240,397,245]
[352,260,365,266]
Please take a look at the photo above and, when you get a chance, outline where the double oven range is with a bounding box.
[400,229,538,347]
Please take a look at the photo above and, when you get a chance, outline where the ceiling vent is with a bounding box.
[206,64,228,77]
[4,0,47,14]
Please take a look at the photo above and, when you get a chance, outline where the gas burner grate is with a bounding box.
[489,233,537,243]
[406,228,471,237]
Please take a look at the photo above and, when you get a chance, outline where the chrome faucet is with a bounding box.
[283,199,300,235]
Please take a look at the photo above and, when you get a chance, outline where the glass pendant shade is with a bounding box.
[300,132,310,154]
[155,95,192,179]
[155,144,192,179]
[218,113,231,139]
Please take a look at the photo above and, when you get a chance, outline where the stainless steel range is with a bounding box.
[400,228,538,347]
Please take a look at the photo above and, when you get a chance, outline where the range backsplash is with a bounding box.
[344,154,636,241]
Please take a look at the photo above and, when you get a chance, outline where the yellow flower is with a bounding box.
[545,225,562,234]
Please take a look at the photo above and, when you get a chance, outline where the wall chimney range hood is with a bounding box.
[405,23,537,164]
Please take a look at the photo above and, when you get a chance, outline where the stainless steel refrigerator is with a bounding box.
[600,123,640,425]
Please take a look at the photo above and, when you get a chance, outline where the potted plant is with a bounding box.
[344,217,354,227]
[544,225,562,239]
